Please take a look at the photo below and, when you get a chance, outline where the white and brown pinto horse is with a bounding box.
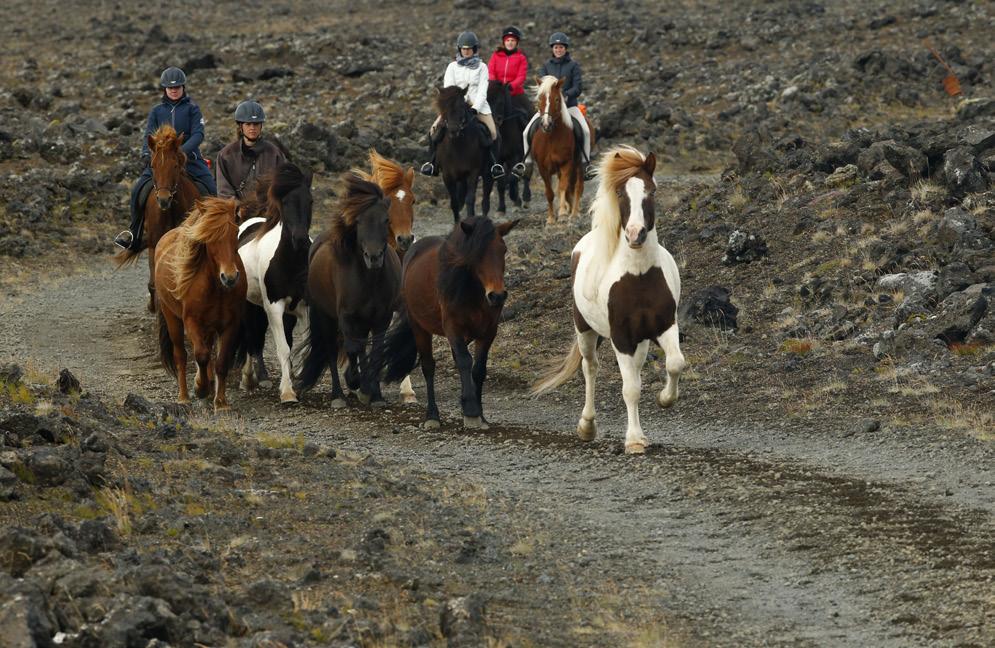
[533,146,685,453]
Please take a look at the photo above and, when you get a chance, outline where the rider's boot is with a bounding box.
[420,130,441,177]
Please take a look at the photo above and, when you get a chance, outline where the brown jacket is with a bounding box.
[216,138,287,200]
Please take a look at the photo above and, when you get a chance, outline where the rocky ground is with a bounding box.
[1,0,994,646]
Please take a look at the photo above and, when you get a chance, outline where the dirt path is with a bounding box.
[2,193,993,645]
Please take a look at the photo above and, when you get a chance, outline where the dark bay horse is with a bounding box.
[383,216,518,429]
[296,173,400,407]
[487,80,532,216]
[531,76,593,225]
[116,125,199,312]
[435,86,493,223]
[532,146,684,454]
[154,197,246,411]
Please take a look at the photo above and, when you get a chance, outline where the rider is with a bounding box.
[420,31,505,179]
[216,100,287,201]
[113,67,217,250]
[512,32,593,180]
[488,26,531,117]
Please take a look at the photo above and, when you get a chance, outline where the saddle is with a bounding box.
[526,115,586,150]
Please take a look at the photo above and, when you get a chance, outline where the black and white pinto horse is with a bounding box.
[533,146,685,453]
[236,163,313,403]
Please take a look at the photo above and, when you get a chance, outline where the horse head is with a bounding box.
[336,174,391,270]
[535,76,567,133]
[274,164,314,251]
[487,80,512,125]
[204,201,242,289]
[369,150,416,253]
[436,85,472,138]
[616,152,657,248]
[458,217,519,307]
[148,126,187,211]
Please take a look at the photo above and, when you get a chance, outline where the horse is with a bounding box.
[296,173,399,407]
[116,124,200,312]
[435,85,494,223]
[154,197,246,411]
[486,80,532,216]
[382,216,518,429]
[530,75,592,225]
[234,162,313,404]
[532,146,685,454]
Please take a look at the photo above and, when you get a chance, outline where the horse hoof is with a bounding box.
[496,210,506,218]
[370,399,387,409]
[357,391,371,406]
[422,419,441,430]
[658,389,679,408]
[463,416,490,430]
[280,396,299,406]
[576,417,597,442]
[330,398,348,409]
[624,441,648,455]
[214,403,231,413]
[401,394,418,405]
[258,379,273,389]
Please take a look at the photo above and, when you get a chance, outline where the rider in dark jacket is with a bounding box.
[114,67,217,250]
[216,100,287,201]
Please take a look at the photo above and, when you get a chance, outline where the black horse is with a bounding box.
[486,81,532,215]
[435,86,494,223]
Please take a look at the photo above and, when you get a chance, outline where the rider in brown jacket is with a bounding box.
[216,100,287,201]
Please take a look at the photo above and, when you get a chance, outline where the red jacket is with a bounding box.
[488,48,528,96]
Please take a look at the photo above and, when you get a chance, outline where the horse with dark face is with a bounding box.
[116,124,199,312]
[296,174,400,407]
[486,80,532,216]
[382,216,518,429]
[435,86,493,223]
[154,197,246,411]
[235,162,314,404]
[533,146,685,454]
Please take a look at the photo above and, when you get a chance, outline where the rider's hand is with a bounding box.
[140,154,150,170]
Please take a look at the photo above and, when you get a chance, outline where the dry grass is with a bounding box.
[1,380,35,405]
[911,179,947,204]
[94,485,135,537]
[728,185,749,210]
[781,338,818,356]
[256,431,304,450]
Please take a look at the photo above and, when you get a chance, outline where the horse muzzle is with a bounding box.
[486,290,507,308]
[540,119,553,133]
[363,248,386,269]
[157,196,173,210]
[396,234,414,253]
[219,270,240,289]
[626,226,648,249]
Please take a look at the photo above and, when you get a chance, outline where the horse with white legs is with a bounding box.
[532,146,685,454]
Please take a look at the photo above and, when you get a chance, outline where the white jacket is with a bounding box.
[443,60,491,115]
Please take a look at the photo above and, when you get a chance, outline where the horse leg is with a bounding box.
[448,336,483,426]
[570,166,584,219]
[398,375,417,404]
[496,175,508,216]
[656,324,686,408]
[187,323,213,400]
[464,175,478,219]
[147,246,157,313]
[412,323,439,428]
[264,301,298,404]
[341,318,365,397]
[362,322,388,407]
[576,329,600,442]
[481,170,493,218]
[444,175,461,224]
[614,340,651,454]
[557,165,571,220]
[164,310,189,403]
[324,316,347,409]
[214,323,240,412]
[522,170,532,208]
[540,166,555,226]
[468,335,494,429]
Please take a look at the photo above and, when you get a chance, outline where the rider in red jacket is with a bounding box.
[488,26,530,114]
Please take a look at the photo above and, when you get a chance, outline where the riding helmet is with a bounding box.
[502,26,523,41]
[159,67,187,88]
[234,100,266,123]
[548,32,570,48]
[456,31,480,52]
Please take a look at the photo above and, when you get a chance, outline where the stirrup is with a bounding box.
[582,162,595,180]
[511,161,528,178]
[419,162,436,177]
[113,230,134,250]
[490,163,506,179]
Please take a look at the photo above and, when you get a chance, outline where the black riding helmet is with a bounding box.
[502,26,523,41]
[548,32,570,48]
[456,31,480,53]
[159,67,187,88]
[234,100,266,123]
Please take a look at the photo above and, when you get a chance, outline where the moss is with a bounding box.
[11,463,36,485]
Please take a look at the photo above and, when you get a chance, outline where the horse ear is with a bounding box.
[147,134,155,151]
[435,86,443,95]
[460,219,475,236]
[644,152,656,175]
[176,132,185,146]
[405,167,415,186]
[556,76,566,87]
[534,75,543,87]
[496,219,520,236]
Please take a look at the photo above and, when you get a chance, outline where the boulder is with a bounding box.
[929,286,989,345]
[722,229,768,264]
[679,286,739,330]
[942,146,988,197]
[857,140,927,179]
[440,594,487,647]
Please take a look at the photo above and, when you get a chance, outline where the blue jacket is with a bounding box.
[141,94,207,164]
[539,54,582,107]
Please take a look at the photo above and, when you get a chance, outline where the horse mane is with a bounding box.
[585,145,652,295]
[168,197,239,299]
[438,217,497,303]
[532,76,570,125]
[436,86,467,115]
[253,162,308,239]
[150,124,187,166]
[328,172,385,251]
[368,149,411,195]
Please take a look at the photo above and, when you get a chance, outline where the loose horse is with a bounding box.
[530,76,592,225]
[235,162,313,404]
[154,197,246,410]
[116,124,199,312]
[532,146,685,453]
[487,80,532,216]
[383,216,518,429]
[296,173,399,407]
[435,86,493,222]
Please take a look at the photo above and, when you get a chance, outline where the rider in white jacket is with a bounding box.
[421,31,505,178]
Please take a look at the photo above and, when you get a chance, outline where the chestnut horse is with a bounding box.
[533,146,685,453]
[296,174,399,407]
[382,216,518,429]
[154,197,246,411]
[530,76,593,225]
[116,125,199,312]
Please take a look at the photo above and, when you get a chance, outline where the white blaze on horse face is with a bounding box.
[541,96,552,130]
[624,177,648,245]
[395,189,406,202]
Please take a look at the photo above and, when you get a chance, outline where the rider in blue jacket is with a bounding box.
[114,67,217,250]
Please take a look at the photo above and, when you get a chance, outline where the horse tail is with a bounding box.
[113,247,142,268]
[531,340,581,396]
[295,303,335,392]
[157,310,177,377]
[383,307,418,384]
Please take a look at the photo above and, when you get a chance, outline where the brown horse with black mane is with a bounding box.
[154,197,246,411]
[382,216,518,429]
[116,125,199,312]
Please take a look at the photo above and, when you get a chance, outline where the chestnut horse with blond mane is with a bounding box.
[533,146,684,454]
[116,125,199,312]
[155,197,246,411]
